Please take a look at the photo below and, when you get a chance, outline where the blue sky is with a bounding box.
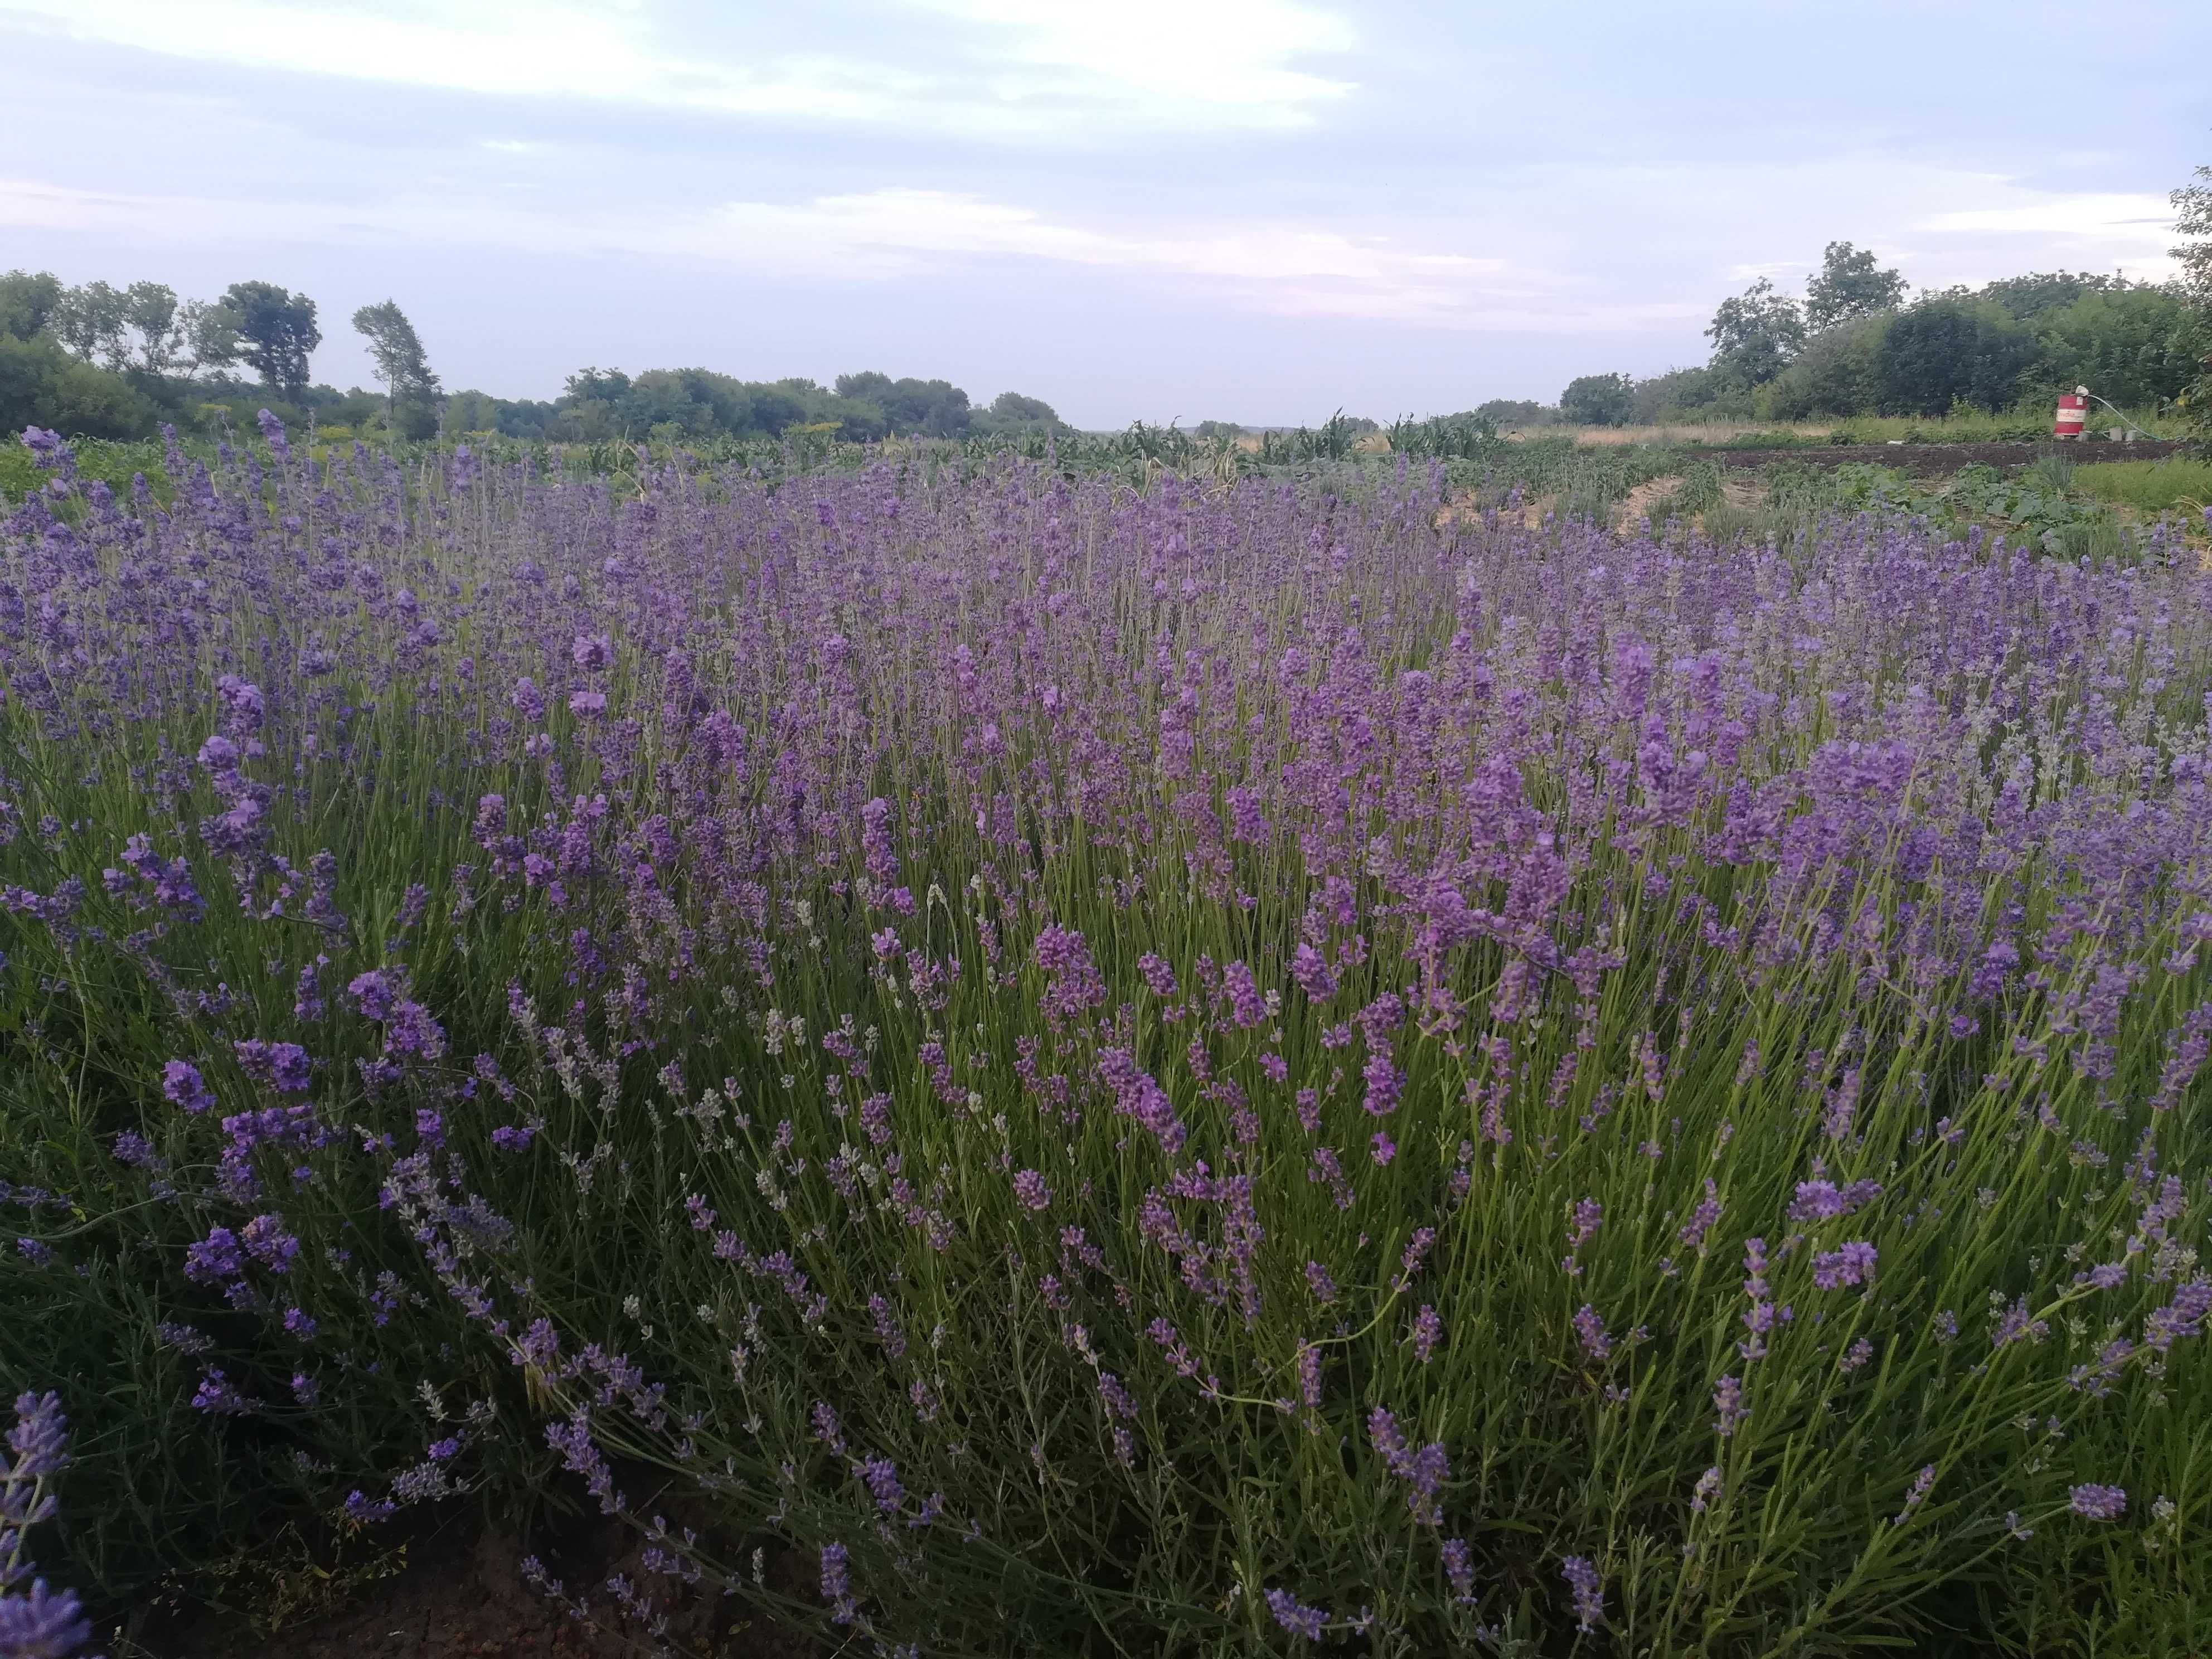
[2,0,2205,426]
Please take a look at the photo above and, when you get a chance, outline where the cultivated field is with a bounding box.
[3,423,2211,1655]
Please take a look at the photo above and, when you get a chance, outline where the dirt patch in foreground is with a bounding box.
[119,1525,818,1659]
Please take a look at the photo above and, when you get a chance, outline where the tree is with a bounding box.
[222,281,321,402]
[1706,277,1806,389]
[1474,398,1557,428]
[1629,366,1726,423]
[0,334,155,438]
[123,281,180,372]
[2175,159,2212,439]
[2172,163,2210,306]
[1977,270,2132,323]
[1804,242,1905,331]
[834,371,972,438]
[1764,313,1890,419]
[988,391,1058,424]
[177,298,240,376]
[49,281,132,368]
[352,299,440,438]
[0,270,63,342]
[1559,372,1635,426]
[1875,296,2039,415]
[2034,287,2205,408]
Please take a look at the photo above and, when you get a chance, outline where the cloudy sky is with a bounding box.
[3,0,2205,425]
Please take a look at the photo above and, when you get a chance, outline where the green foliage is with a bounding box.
[1803,240,1905,331]
[2074,457,2212,514]
[2033,287,2206,408]
[986,390,1058,425]
[220,281,322,402]
[351,298,440,443]
[1558,372,1634,426]
[1706,276,1807,390]
[2180,164,2212,307]
[1976,269,2139,323]
[1472,397,1559,428]
[1876,297,2041,415]
[1628,367,1737,423]
[833,370,972,438]
[0,333,159,439]
[48,279,133,367]
[1384,411,1500,459]
[1759,312,1889,419]
[0,269,64,341]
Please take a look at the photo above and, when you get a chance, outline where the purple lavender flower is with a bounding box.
[1811,1240,1876,1289]
[1894,1464,1936,1524]
[183,1227,244,1284]
[2145,1278,2212,1352]
[1012,1170,1052,1211]
[1289,941,1337,1002]
[1035,925,1108,1022]
[2069,1484,2126,1520]
[1410,1304,1442,1364]
[1677,1178,1722,1251]
[1712,1374,1747,1437]
[1690,1467,1723,1513]
[190,1368,253,1414]
[1264,1587,1327,1641]
[1441,1536,1475,1602]
[1573,1304,1612,1362]
[0,1580,92,1657]
[1561,1555,1604,1632]
[162,1060,215,1114]
[240,1214,299,1273]
[347,970,396,1021]
[1566,1196,1602,1255]
[819,1541,853,1623]
[1221,960,1265,1028]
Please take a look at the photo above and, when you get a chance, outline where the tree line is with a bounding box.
[1551,232,2209,429]
[1,270,1068,448]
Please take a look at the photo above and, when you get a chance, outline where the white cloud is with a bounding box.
[0,175,1679,330]
[0,0,1355,138]
[1915,188,2177,273]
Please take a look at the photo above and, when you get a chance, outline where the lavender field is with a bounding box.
[3,420,2211,1655]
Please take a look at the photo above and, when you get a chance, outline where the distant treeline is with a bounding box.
[1,268,1066,446]
[9,225,2210,448]
[1546,245,2209,428]
[454,369,1064,444]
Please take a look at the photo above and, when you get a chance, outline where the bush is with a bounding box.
[1762,312,1890,419]
[1877,297,2041,415]
[3,427,2210,1654]
[1559,373,1634,426]
[0,335,159,439]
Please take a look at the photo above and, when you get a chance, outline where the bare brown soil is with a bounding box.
[1614,476,1682,526]
[120,1525,818,1659]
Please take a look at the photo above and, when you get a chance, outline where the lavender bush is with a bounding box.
[1,1393,93,1658]
[2,421,2209,1652]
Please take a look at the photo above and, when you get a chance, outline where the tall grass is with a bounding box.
[2075,458,2212,515]
[2,425,2210,1655]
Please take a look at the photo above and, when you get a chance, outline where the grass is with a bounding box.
[2075,457,2212,515]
